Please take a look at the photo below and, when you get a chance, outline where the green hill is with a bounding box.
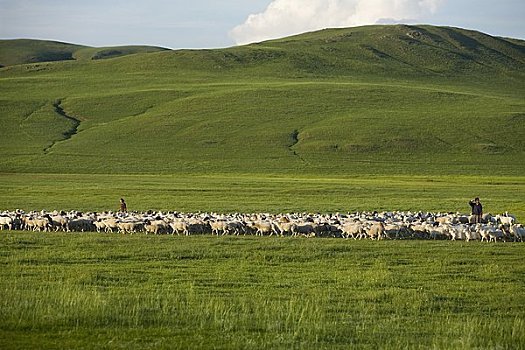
[72,45,171,61]
[0,39,170,66]
[0,25,524,177]
[0,39,85,67]
[264,25,525,75]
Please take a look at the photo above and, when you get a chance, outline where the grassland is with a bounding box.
[1,173,524,219]
[1,26,524,178]
[1,25,524,348]
[1,80,523,175]
[1,232,524,350]
[2,27,524,216]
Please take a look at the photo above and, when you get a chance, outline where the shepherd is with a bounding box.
[469,197,483,224]
[119,198,128,213]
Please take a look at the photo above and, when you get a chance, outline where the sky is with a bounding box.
[0,0,524,48]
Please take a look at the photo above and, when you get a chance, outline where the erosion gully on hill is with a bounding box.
[43,100,81,154]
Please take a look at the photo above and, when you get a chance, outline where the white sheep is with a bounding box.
[367,222,385,240]
[170,220,189,236]
[338,222,365,239]
[496,215,515,226]
[0,216,13,230]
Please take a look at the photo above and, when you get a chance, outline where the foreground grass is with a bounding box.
[1,173,524,220]
[0,232,524,349]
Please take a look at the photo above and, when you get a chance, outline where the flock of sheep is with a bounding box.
[1,209,524,242]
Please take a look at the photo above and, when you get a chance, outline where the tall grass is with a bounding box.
[1,233,524,349]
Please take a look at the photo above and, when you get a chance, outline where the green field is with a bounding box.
[1,232,524,349]
[1,24,525,348]
[1,173,524,218]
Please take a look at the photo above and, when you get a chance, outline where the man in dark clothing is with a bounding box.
[119,198,127,213]
[469,197,483,224]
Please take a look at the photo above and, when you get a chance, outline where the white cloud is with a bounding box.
[230,0,444,45]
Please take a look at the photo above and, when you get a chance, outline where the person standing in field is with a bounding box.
[469,197,483,224]
[119,198,127,213]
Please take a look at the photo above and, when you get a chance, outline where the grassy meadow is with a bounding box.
[1,232,524,349]
[0,173,524,219]
[1,24,525,348]
[1,25,524,178]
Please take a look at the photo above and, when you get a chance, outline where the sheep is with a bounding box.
[27,215,53,232]
[21,216,35,231]
[93,220,106,233]
[496,215,515,226]
[143,219,168,235]
[225,221,244,236]
[428,224,451,240]
[338,222,365,239]
[489,227,504,243]
[186,218,209,235]
[293,223,316,237]
[409,223,430,239]
[383,223,406,239]
[67,218,95,232]
[273,221,297,237]
[100,218,119,233]
[0,216,13,230]
[482,213,493,224]
[367,222,385,240]
[449,224,467,241]
[210,220,228,236]
[144,221,158,235]
[475,224,489,242]
[117,221,143,234]
[465,226,481,242]
[457,215,470,224]
[476,224,502,243]
[510,224,525,242]
[2,209,521,242]
[435,216,452,225]
[170,220,189,236]
[315,222,340,238]
[208,219,243,236]
[50,215,69,232]
[247,221,273,236]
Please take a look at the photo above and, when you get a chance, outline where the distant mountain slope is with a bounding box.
[0,39,85,67]
[0,25,524,177]
[236,24,525,77]
[74,24,522,83]
[0,39,170,66]
[72,45,170,61]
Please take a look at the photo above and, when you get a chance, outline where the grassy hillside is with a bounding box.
[0,25,524,213]
[0,39,85,67]
[0,39,169,66]
[72,45,170,61]
[265,25,525,76]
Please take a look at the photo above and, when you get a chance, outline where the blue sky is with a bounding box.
[0,0,524,48]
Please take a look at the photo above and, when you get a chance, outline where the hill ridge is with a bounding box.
[0,24,523,178]
[2,25,525,72]
[0,38,170,66]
